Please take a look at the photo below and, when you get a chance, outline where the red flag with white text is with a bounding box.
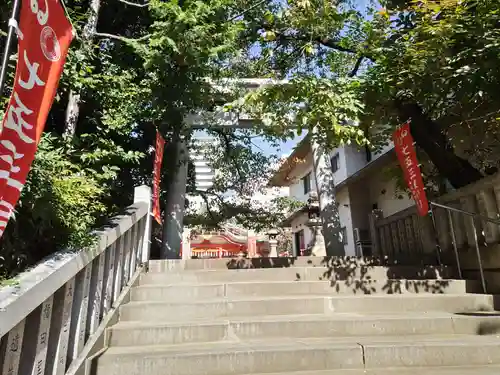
[393,122,429,216]
[0,0,74,236]
[152,130,165,224]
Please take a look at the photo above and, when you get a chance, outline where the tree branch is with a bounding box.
[348,56,364,77]
[93,32,151,42]
[261,22,376,64]
[117,0,148,6]
[229,0,267,21]
[314,37,357,54]
[212,129,246,186]
[196,189,221,224]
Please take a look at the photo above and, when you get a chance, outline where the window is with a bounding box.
[340,227,348,245]
[302,173,311,194]
[330,153,340,173]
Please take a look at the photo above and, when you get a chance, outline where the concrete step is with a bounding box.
[141,266,457,285]
[108,312,500,346]
[119,296,326,321]
[130,279,479,302]
[94,335,500,375]
[199,367,500,375]
[118,294,496,322]
[148,255,443,272]
[325,294,496,314]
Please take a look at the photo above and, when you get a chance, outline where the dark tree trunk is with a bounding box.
[395,100,483,189]
[63,0,101,138]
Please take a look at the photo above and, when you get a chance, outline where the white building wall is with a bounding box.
[330,145,370,185]
[344,146,369,178]
[330,147,348,184]
[281,138,413,257]
[287,153,316,203]
[369,175,414,217]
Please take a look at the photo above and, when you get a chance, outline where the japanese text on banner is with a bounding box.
[0,0,73,237]
[393,122,429,217]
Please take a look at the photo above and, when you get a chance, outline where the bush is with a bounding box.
[0,135,107,279]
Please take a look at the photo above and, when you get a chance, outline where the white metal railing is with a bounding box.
[0,185,152,375]
[369,171,500,292]
[429,201,500,294]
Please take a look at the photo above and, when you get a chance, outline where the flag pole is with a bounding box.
[0,0,21,98]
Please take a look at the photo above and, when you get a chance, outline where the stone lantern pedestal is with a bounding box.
[306,193,327,257]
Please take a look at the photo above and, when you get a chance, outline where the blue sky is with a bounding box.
[248,0,373,157]
[251,134,305,157]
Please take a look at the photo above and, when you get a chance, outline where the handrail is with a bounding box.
[429,201,490,294]
[430,201,500,225]
[0,185,153,375]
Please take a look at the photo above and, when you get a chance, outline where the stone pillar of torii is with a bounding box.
[162,79,344,259]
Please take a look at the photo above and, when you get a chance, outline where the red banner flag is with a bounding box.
[0,0,73,236]
[152,130,165,224]
[393,122,429,216]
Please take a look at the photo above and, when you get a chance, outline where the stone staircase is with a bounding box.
[92,257,500,375]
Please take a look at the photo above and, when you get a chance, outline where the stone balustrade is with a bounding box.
[0,186,152,375]
[370,172,500,290]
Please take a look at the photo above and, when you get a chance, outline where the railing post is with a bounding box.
[447,209,463,279]
[113,236,125,304]
[46,279,75,375]
[428,204,443,266]
[128,223,139,280]
[134,185,152,265]
[68,264,92,361]
[1,320,25,375]
[102,242,116,315]
[369,209,383,256]
[471,215,487,293]
[87,253,105,336]
[32,297,54,375]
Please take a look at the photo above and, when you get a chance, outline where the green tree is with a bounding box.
[237,0,500,189]
[185,128,302,232]
[0,0,296,274]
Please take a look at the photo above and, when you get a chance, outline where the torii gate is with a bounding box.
[161,78,344,259]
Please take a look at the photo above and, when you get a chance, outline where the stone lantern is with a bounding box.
[267,228,279,257]
[306,192,326,256]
